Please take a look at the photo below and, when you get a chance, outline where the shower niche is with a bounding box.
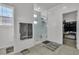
[20,23,33,40]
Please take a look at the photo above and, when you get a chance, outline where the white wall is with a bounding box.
[47,4,63,44]
[14,3,34,52]
[0,3,14,49]
[47,3,79,49]
[0,26,13,48]
[63,11,77,22]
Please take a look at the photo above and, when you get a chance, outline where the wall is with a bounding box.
[14,3,34,53]
[0,3,14,49]
[63,11,77,22]
[0,26,13,48]
[47,3,79,49]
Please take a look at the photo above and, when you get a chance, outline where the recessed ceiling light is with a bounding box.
[34,21,38,24]
[33,14,37,18]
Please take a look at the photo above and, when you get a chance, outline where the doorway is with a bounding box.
[63,11,77,48]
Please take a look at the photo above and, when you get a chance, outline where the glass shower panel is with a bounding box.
[34,11,47,41]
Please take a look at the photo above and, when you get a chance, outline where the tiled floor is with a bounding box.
[15,43,79,55]
[63,38,76,48]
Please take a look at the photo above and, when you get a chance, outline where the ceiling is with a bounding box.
[4,3,61,18]
[35,3,61,10]
[5,3,61,11]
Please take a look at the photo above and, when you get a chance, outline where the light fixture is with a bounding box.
[34,21,37,24]
[34,8,38,11]
[33,14,37,18]
[34,7,40,12]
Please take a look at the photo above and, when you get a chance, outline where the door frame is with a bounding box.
[62,10,78,48]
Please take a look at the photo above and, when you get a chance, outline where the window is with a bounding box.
[0,5,13,25]
[0,6,2,16]
[2,6,13,17]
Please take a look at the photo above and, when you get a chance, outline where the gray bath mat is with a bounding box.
[42,41,61,51]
